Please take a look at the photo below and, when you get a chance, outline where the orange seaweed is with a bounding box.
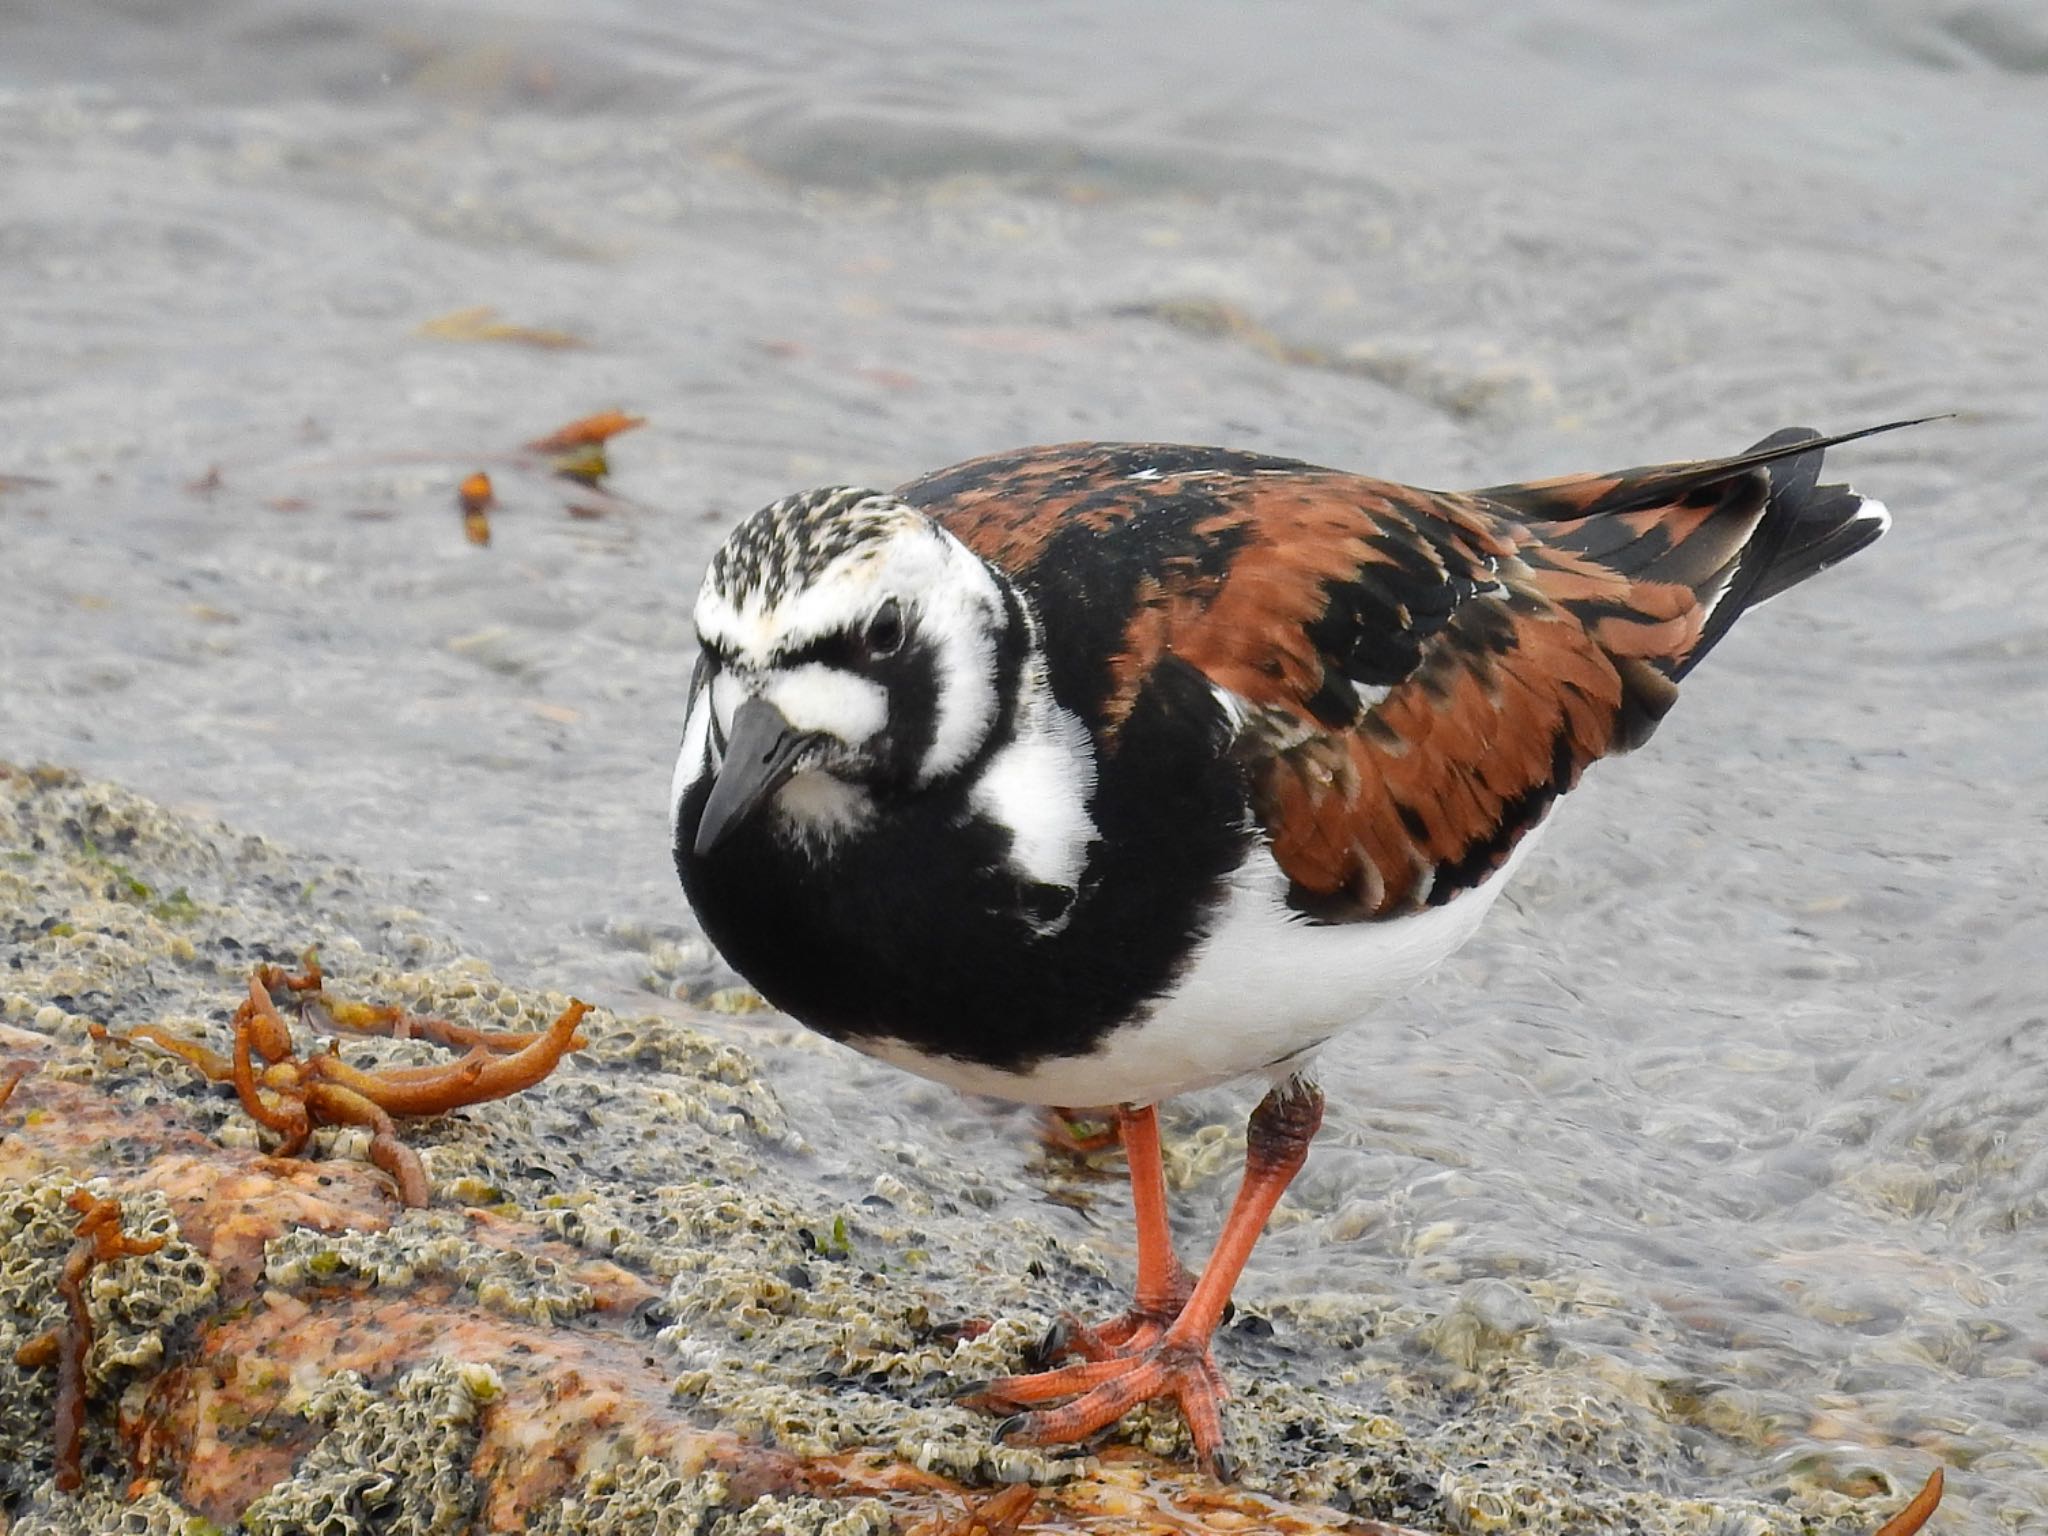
[0,1058,33,1110]
[524,410,644,454]
[459,469,495,546]
[1871,1468,1944,1536]
[14,1191,167,1491]
[102,964,589,1208]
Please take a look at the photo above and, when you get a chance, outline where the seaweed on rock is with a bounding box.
[99,958,589,1207]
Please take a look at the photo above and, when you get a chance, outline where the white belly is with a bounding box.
[855,824,1549,1107]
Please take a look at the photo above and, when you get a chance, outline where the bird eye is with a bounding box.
[865,598,905,659]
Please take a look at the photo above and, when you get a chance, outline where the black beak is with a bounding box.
[693,697,817,856]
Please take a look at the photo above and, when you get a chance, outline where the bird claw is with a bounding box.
[1032,1301,1186,1367]
[980,1335,1231,1473]
[1028,1317,1072,1370]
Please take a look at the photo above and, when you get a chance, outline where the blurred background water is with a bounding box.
[1,1,2044,1526]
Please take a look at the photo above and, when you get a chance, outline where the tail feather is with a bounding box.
[1477,418,1929,686]
[1677,425,1895,678]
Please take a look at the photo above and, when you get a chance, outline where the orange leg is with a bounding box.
[974,1079,1325,1477]
[1036,1103,1197,1364]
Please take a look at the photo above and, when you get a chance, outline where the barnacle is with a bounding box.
[12,1191,167,1492]
[102,959,590,1208]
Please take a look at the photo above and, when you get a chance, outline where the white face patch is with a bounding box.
[761,665,887,746]
[969,660,1098,897]
[707,669,744,744]
[774,769,873,847]
[670,684,717,837]
[910,570,999,785]
[688,495,1016,848]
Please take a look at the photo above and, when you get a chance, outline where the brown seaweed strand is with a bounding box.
[15,1193,168,1492]
[302,1081,430,1206]
[0,1059,33,1111]
[1872,1468,1944,1536]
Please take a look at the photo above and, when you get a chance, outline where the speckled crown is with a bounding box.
[706,487,918,609]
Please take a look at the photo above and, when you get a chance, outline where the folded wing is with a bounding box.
[910,428,1897,923]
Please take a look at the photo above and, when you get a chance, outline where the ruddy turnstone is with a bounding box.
[671,422,1916,1474]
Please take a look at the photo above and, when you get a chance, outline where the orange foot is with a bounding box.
[1035,1306,1170,1365]
[1032,1266,1196,1366]
[969,1333,1233,1477]
[965,1083,1326,1480]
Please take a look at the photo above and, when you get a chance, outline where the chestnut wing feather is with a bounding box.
[902,440,1836,923]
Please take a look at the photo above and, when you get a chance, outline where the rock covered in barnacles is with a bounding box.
[526,1457,893,1536]
[238,1359,501,1536]
[6,1483,206,1536]
[0,765,1954,1534]
[0,1176,216,1502]
[644,1173,1087,1482]
[265,1210,603,1325]
[526,1458,735,1536]
[715,1492,894,1536]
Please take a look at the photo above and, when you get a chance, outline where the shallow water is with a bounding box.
[2,0,2044,1525]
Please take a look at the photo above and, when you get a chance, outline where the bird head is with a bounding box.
[673,487,1013,857]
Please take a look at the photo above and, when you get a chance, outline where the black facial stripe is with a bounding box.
[855,579,1025,792]
[685,650,726,757]
[870,635,942,783]
[773,630,865,672]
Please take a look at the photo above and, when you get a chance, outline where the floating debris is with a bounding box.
[525,408,645,486]
[1872,1469,1943,1536]
[458,469,495,546]
[417,304,584,350]
[1040,1106,1120,1156]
